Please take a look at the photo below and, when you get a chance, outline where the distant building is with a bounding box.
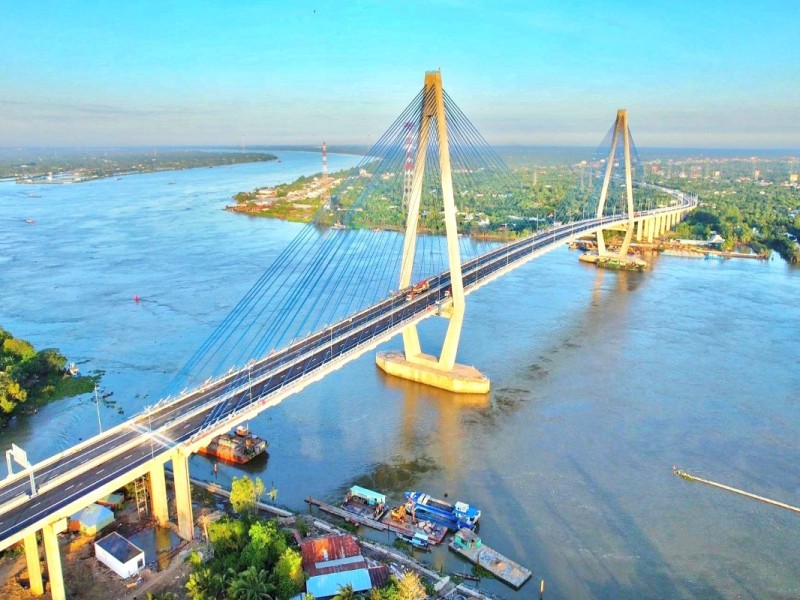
[790,173,798,183]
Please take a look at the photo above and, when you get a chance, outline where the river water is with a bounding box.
[1,152,799,599]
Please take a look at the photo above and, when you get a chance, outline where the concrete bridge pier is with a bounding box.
[149,462,169,525]
[636,219,644,242]
[42,519,67,600]
[24,532,43,596]
[646,217,655,243]
[173,451,194,540]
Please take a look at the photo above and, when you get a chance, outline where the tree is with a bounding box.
[240,519,287,570]
[271,547,304,600]
[333,583,356,600]
[396,571,425,600]
[227,565,275,600]
[186,566,227,600]
[0,372,27,414]
[208,516,249,554]
[231,475,265,515]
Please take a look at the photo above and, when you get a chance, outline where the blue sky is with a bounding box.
[1,0,798,148]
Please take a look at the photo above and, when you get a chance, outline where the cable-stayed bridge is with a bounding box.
[0,71,695,599]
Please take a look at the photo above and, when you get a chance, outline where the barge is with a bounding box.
[197,425,267,464]
[404,491,481,531]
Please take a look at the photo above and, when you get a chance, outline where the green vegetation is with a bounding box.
[186,514,301,600]
[0,327,95,426]
[650,166,800,262]
[230,475,266,515]
[1,148,277,182]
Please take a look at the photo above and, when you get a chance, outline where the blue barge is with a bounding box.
[404,491,481,531]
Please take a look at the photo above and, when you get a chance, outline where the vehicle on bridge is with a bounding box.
[405,279,429,301]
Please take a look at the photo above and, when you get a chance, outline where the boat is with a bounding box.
[403,491,480,531]
[342,485,387,520]
[198,424,268,464]
[396,531,430,550]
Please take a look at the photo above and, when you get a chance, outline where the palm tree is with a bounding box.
[333,582,356,600]
[227,565,275,600]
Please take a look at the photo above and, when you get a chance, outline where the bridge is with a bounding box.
[0,71,695,599]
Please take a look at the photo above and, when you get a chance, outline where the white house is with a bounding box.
[95,531,145,579]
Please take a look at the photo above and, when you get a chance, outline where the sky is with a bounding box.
[1,0,798,149]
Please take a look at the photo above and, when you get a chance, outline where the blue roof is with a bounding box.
[306,568,372,598]
[349,485,385,505]
[71,503,115,529]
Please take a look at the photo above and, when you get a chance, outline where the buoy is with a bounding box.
[134,295,140,303]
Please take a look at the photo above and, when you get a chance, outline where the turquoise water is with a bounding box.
[1,154,799,599]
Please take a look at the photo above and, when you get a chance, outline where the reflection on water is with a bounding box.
[127,525,181,572]
[1,159,799,599]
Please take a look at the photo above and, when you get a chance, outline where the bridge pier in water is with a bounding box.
[376,70,489,394]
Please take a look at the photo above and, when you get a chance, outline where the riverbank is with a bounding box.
[7,150,277,184]
[0,328,97,429]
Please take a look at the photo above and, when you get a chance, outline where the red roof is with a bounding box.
[299,534,366,577]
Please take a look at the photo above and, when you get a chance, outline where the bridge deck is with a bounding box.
[0,192,695,550]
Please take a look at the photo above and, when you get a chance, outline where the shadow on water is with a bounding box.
[565,458,724,600]
[332,370,490,502]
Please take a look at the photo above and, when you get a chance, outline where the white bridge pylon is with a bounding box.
[376,70,490,394]
[595,109,636,259]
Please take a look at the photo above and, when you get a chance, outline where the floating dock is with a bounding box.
[448,528,532,589]
[305,497,447,544]
[381,504,448,545]
[306,496,389,531]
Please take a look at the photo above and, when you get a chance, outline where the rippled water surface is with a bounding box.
[1,154,799,599]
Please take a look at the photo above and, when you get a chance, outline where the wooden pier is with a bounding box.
[448,528,532,589]
[306,496,389,530]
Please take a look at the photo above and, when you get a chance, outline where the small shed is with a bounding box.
[453,528,482,550]
[95,531,145,579]
[348,486,385,506]
[69,503,114,536]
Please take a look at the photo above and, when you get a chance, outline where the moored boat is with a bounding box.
[342,485,387,520]
[404,491,480,531]
[198,424,268,464]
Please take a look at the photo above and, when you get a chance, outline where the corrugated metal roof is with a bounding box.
[300,534,364,577]
[306,568,372,598]
[367,563,390,588]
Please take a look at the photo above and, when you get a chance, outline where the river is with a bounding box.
[1,152,799,599]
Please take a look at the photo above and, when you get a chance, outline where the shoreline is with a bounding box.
[9,152,278,186]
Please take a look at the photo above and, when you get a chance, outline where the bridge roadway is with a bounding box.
[0,193,695,549]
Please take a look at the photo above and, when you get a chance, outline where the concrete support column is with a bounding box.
[42,521,66,600]
[149,462,169,525]
[172,452,194,540]
[24,532,44,596]
[646,217,654,243]
[636,219,643,242]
